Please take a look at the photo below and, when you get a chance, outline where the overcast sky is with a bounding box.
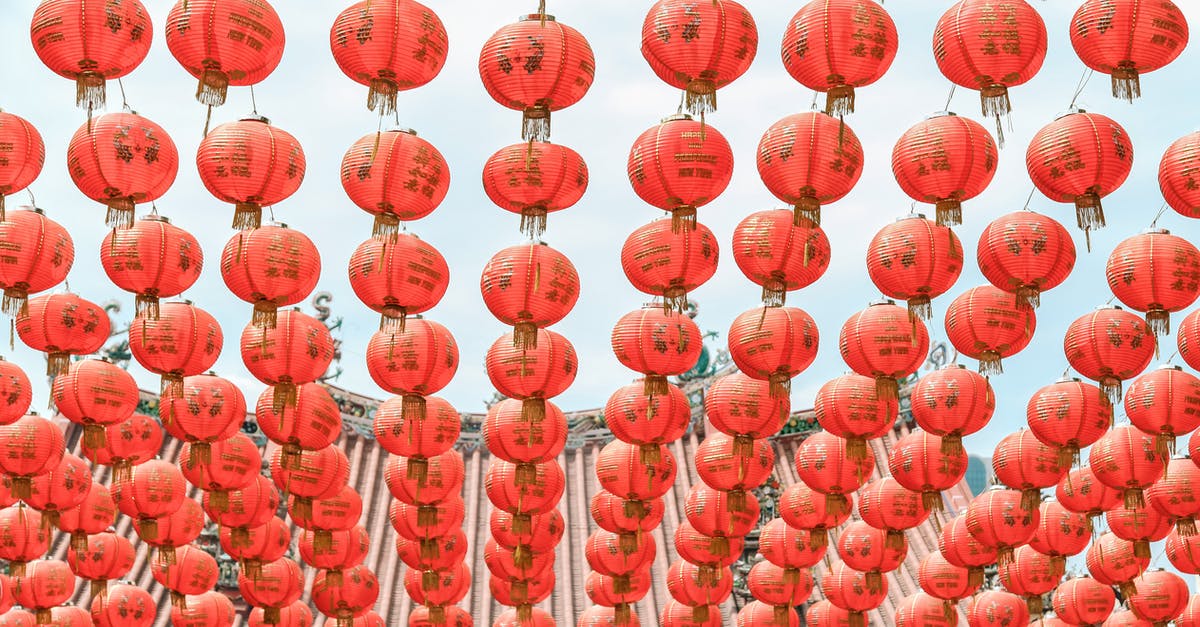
[4,0,1200,508]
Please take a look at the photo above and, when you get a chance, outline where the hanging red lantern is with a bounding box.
[220,517,290,580]
[289,486,361,552]
[888,430,968,512]
[479,12,596,141]
[627,115,733,232]
[409,606,472,627]
[1065,306,1156,405]
[79,413,162,482]
[365,318,457,421]
[1056,466,1122,526]
[727,306,819,399]
[11,559,74,623]
[1106,499,1171,559]
[24,453,91,527]
[483,536,543,581]
[0,416,65,499]
[389,496,464,542]
[348,233,449,331]
[0,208,73,317]
[67,531,134,597]
[51,358,138,449]
[1106,229,1200,337]
[221,225,321,327]
[180,434,261,507]
[857,478,931,550]
[1160,131,1200,219]
[1183,309,1200,372]
[16,293,109,376]
[270,446,348,512]
[991,429,1068,511]
[256,383,341,462]
[1090,424,1167,509]
[732,209,832,307]
[674,521,744,580]
[312,565,379,626]
[376,394,461,464]
[757,112,863,226]
[592,490,663,553]
[139,497,203,565]
[587,568,647,623]
[485,328,576,422]
[1028,500,1091,573]
[779,482,852,550]
[932,0,1047,143]
[387,451,465,507]
[598,441,678,502]
[684,485,759,544]
[977,210,1076,309]
[640,0,757,115]
[204,475,280,543]
[483,141,588,237]
[939,515,997,589]
[482,397,566,476]
[29,0,152,112]
[895,593,956,627]
[239,557,304,623]
[1027,110,1134,245]
[840,301,929,399]
[866,215,964,319]
[1053,577,1115,627]
[747,560,814,623]
[823,562,887,627]
[0,112,44,221]
[197,116,305,230]
[837,520,906,593]
[481,242,579,348]
[917,551,978,623]
[129,300,222,395]
[1070,0,1189,101]
[493,507,565,556]
[910,364,995,455]
[1149,456,1200,535]
[781,0,897,116]
[66,112,178,229]
[164,0,285,109]
[997,545,1062,615]
[966,590,1030,627]
[814,373,897,459]
[806,601,854,627]
[1087,532,1150,598]
[1128,569,1189,625]
[1166,528,1200,574]
[706,373,790,448]
[330,0,448,114]
[604,381,691,455]
[159,373,246,461]
[100,215,202,318]
[892,113,998,227]
[739,601,797,627]
[242,308,333,411]
[1027,376,1112,467]
[795,431,875,513]
[622,219,719,313]
[90,583,154,627]
[56,482,116,554]
[758,518,826,575]
[1127,365,1200,460]
[1182,596,1200,627]
[248,601,312,627]
[113,459,186,541]
[150,544,217,608]
[340,129,450,237]
[586,530,656,583]
[965,488,1040,566]
[944,285,1037,374]
[611,306,702,396]
[694,434,773,500]
[0,506,50,578]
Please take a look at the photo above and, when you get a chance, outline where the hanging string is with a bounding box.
[1164,351,1178,364]
[537,0,547,25]
[809,91,819,111]
[943,85,956,112]
[268,206,276,224]
[250,84,259,115]
[116,78,130,111]
[149,202,159,217]
[676,90,686,116]
[1068,69,1094,109]
[1149,202,1168,228]
[1021,187,1036,211]
[25,188,35,209]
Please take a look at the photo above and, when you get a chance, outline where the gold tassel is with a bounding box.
[1021,489,1041,513]
[105,198,135,229]
[684,79,717,116]
[1178,516,1197,537]
[82,424,107,450]
[923,491,944,512]
[76,72,106,110]
[292,497,313,523]
[762,277,787,308]
[511,513,532,536]
[623,499,648,519]
[46,352,70,377]
[1134,540,1151,559]
[663,286,689,315]
[407,457,429,485]
[520,207,548,239]
[875,376,899,401]
[618,532,639,556]
[968,567,984,589]
[420,539,441,562]
[733,434,755,458]
[996,546,1015,568]
[1119,580,1138,599]
[11,477,30,500]
[515,462,538,486]
[907,296,933,322]
[885,529,905,551]
[824,493,848,516]
[768,372,791,399]
[940,434,964,457]
[35,609,51,625]
[612,575,631,594]
[980,84,1011,149]
[774,606,791,626]
[135,294,161,320]
[708,536,729,556]
[935,199,962,227]
[327,569,344,587]
[1147,309,1170,337]
[615,604,632,625]
[417,505,439,529]
[671,205,698,233]
[90,579,107,599]
[1,287,28,317]
[849,612,865,627]
[865,570,883,593]
[825,85,855,117]
[373,213,400,240]
[1111,63,1141,102]
[978,351,1003,376]
[845,437,867,461]
[161,373,185,398]
[513,322,539,349]
[1025,596,1043,616]
[793,195,821,227]
[691,605,710,623]
[727,489,747,513]
[427,606,446,624]
[522,106,551,142]
[1016,285,1041,309]
[639,444,662,465]
[271,382,298,413]
[264,607,281,624]
[170,591,186,610]
[380,306,407,332]
[809,528,828,551]
[367,78,399,115]
[315,529,332,552]
[138,518,158,541]
[643,375,668,397]
[281,444,303,472]
[252,301,279,329]
[242,558,262,580]
[520,397,545,423]
[71,531,88,554]
[196,68,229,106]
[1074,192,1105,254]
[512,544,531,568]
[159,545,177,565]
[232,202,263,230]
[942,601,956,625]
[518,605,534,623]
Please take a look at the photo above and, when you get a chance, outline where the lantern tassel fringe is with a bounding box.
[513,322,539,350]
[76,72,106,111]
[522,108,551,143]
[135,294,161,320]
[367,78,399,115]
[90,579,107,599]
[615,604,632,625]
[980,85,1011,148]
[923,491,944,512]
[1112,65,1141,102]
[373,213,400,240]
[1120,580,1138,599]
[1020,488,1041,512]
[82,424,107,450]
[1016,286,1041,309]
[1179,516,1198,537]
[692,605,710,623]
[197,69,229,107]
[793,196,821,227]
[521,397,545,423]
[907,296,932,322]
[380,306,407,333]
[252,301,279,329]
[514,462,538,486]
[825,85,855,117]
[1,288,28,317]
[521,208,548,239]
[663,287,689,315]
[1025,596,1043,616]
[768,372,791,399]
[940,434,964,457]
[643,375,668,397]
[809,528,828,550]
[618,532,639,556]
[407,457,430,485]
[774,606,790,626]
[639,444,662,466]
[233,202,263,230]
[935,199,962,227]
[1147,309,1170,337]
[403,394,428,423]
[848,611,865,627]
[685,80,717,116]
[106,198,135,230]
[671,205,697,234]
[242,559,262,581]
[1100,376,1123,408]
[865,571,883,593]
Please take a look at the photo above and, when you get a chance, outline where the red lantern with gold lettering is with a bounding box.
[0,209,73,316]
[159,373,246,462]
[757,112,863,225]
[164,0,285,108]
[1128,568,1189,626]
[866,216,964,319]
[996,545,1062,615]
[66,112,179,229]
[1089,425,1166,510]
[481,243,579,349]
[732,209,831,307]
[1127,365,1200,460]
[239,557,304,624]
[1106,229,1200,337]
[1065,306,1156,405]
[627,115,733,231]
[51,359,138,449]
[977,210,1076,309]
[1053,577,1115,627]
[16,293,109,376]
[889,430,968,512]
[221,225,321,328]
[991,429,1067,511]
[486,329,576,423]
[113,459,186,541]
[68,530,133,598]
[1148,457,1200,536]
[365,318,457,420]
[1056,467,1122,525]
[840,301,929,400]
[348,233,449,331]
[814,374,897,459]
[910,365,995,455]
[964,488,1040,566]
[604,381,691,454]
[795,431,875,514]
[0,112,44,220]
[129,301,223,395]
[340,129,450,237]
[1027,376,1112,469]
[611,306,702,396]
[945,285,1037,374]
[858,478,931,550]
[622,219,719,313]
[242,308,333,412]
[1161,131,1200,219]
[939,515,997,589]
[483,141,587,237]
[1029,500,1092,572]
[197,116,305,230]
[0,416,65,499]
[727,306,819,399]
[101,216,202,318]
[824,562,887,627]
[12,559,75,623]
[1070,0,1189,101]
[892,113,998,226]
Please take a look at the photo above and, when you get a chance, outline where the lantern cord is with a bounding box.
[250,85,259,115]
[25,188,35,209]
[1068,69,1094,108]
[675,90,686,115]
[943,85,956,112]
[268,206,276,224]
[1149,203,1168,228]
[116,78,130,112]
[149,202,159,217]
[1165,351,1178,364]
[810,92,819,111]
[1022,187,1036,211]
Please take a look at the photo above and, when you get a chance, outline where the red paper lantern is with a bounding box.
[1183,309,1200,372]
[757,112,863,225]
[795,431,875,514]
[674,520,744,574]
[781,0,897,116]
[895,593,956,627]
[481,243,579,348]
[857,478,931,548]
[991,429,1068,511]
[270,446,348,506]
[747,560,814,614]
[248,601,311,627]
[365,319,457,421]
[1053,577,1115,627]
[1106,499,1171,559]
[758,518,826,573]
[220,517,290,580]
[1147,457,1200,536]
[389,496,464,542]
[966,590,1029,627]
[376,394,461,461]
[340,129,450,236]
[739,601,796,627]
[694,434,773,498]
[242,308,333,411]
[206,474,281,542]
[16,293,109,376]
[197,116,305,229]
[0,416,65,499]
[824,562,887,627]
[1160,131,1200,219]
[130,300,223,396]
[910,364,995,455]
[24,453,90,526]
[312,565,379,625]
[965,488,1040,565]
[66,112,178,228]
[164,0,285,107]
[56,482,116,554]
[159,373,246,461]
[180,434,261,502]
[706,372,790,444]
[482,397,566,471]
[1026,377,1111,467]
[837,520,906,592]
[997,545,1062,615]
[684,485,759,541]
[67,530,134,598]
[0,112,44,220]
[1027,111,1134,244]
[348,233,449,331]
[29,0,152,111]
[1166,528,1200,574]
[151,544,218,607]
[932,0,1047,142]
[0,506,50,578]
[1087,533,1150,598]
[483,141,588,236]
[387,451,465,507]
[51,358,138,449]
[493,506,564,554]
[1056,466,1122,523]
[289,486,362,548]
[79,413,163,482]
[732,209,831,307]
[840,301,929,400]
[1089,425,1167,510]
[100,215,201,318]
[917,551,978,618]
[255,383,341,459]
[1070,0,1189,101]
[238,557,304,623]
[588,568,649,620]
[727,306,819,398]
[611,306,702,396]
[945,285,1037,374]
[977,210,1076,309]
[598,440,678,502]
[1065,306,1156,405]
[627,115,733,232]
[641,0,757,115]
[806,601,853,627]
[11,559,74,623]
[866,216,964,319]
[1106,229,1200,336]
[891,113,998,226]
[409,606,472,627]
[483,536,543,580]
[1127,365,1200,459]
[479,12,596,141]
[586,530,656,578]
[139,497,203,563]
[330,0,448,113]
[113,459,186,540]
[622,218,719,313]
[221,225,321,327]
[90,583,154,627]
[814,373,897,458]
[486,328,576,416]
[1182,595,1200,627]
[0,209,73,317]
[888,430,968,512]
[779,482,851,549]
[604,381,690,452]
[1029,500,1092,573]
[1128,569,1189,625]
[580,606,639,627]
[941,515,998,588]
[592,490,663,547]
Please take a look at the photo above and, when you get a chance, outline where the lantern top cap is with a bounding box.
[1056,106,1086,119]
[519,13,556,22]
[896,213,927,222]
[1094,304,1124,311]
[925,111,958,120]
[141,214,169,224]
[1155,364,1183,372]
[1141,227,1170,235]
[1054,374,1082,384]
[661,113,694,124]
[239,114,271,125]
[386,127,418,136]
[869,298,898,307]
